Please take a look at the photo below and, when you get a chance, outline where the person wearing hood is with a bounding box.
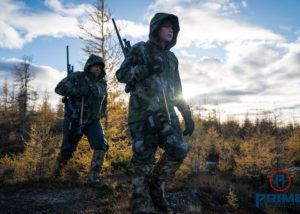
[54,54,108,189]
[116,13,194,213]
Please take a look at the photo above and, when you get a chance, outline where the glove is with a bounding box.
[182,109,194,136]
[79,85,89,96]
[89,85,100,96]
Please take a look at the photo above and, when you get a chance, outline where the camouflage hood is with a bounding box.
[149,13,180,50]
[83,54,106,79]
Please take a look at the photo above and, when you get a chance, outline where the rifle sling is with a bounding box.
[79,72,86,126]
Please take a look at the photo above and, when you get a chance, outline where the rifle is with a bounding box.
[112,18,134,93]
[66,45,74,75]
[112,18,131,57]
[63,46,82,136]
[62,45,74,105]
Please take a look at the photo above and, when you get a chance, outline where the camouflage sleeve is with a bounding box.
[54,72,80,97]
[116,42,149,84]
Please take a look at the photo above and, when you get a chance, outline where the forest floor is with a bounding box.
[1,170,298,214]
[0,171,203,214]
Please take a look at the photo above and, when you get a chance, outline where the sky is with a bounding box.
[0,0,300,124]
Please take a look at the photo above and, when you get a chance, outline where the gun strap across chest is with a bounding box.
[79,72,86,126]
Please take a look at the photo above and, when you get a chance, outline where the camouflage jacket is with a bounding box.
[116,13,190,124]
[55,55,107,124]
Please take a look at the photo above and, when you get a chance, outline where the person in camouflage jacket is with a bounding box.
[54,54,108,189]
[116,13,194,213]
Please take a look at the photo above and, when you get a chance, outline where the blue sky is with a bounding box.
[0,0,300,124]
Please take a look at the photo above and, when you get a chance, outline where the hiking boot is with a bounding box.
[131,163,156,214]
[53,158,68,178]
[87,150,107,189]
[87,178,108,189]
[149,153,183,212]
[149,181,171,212]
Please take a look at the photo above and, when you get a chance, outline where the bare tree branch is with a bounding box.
[13,56,35,139]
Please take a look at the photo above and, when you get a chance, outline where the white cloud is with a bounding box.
[178,11,282,48]
[294,29,300,35]
[139,0,300,122]
[225,41,280,76]
[81,18,149,41]
[180,40,300,122]
[45,0,91,17]
[277,41,300,53]
[278,24,292,32]
[179,57,225,97]
[0,57,65,106]
[242,1,247,8]
[0,22,25,48]
[118,0,283,51]
[180,50,196,58]
[22,14,79,42]
[0,0,90,49]
[141,0,284,49]
[269,51,300,84]
[118,20,149,39]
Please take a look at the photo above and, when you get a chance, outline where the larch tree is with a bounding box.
[78,0,131,172]
[78,0,124,128]
[287,128,300,165]
[1,80,9,113]
[13,56,35,140]
[234,130,277,180]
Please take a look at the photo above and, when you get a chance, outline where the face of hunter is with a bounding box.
[158,20,174,47]
[90,63,102,77]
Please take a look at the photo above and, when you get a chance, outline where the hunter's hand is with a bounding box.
[182,110,194,136]
[79,85,89,96]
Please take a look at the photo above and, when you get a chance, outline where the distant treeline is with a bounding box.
[0,86,299,185]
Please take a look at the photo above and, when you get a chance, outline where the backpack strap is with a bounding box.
[79,72,86,126]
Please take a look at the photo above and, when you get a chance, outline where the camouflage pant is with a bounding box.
[130,111,188,164]
[129,112,188,213]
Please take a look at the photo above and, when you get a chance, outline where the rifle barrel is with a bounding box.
[66,46,71,74]
[112,18,126,56]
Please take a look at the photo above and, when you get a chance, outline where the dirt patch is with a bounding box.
[0,185,202,214]
[0,186,108,213]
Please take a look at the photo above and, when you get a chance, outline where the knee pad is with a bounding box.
[132,139,156,164]
[164,133,188,161]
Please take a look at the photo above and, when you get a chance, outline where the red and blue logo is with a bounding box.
[269,170,291,192]
[256,170,300,208]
